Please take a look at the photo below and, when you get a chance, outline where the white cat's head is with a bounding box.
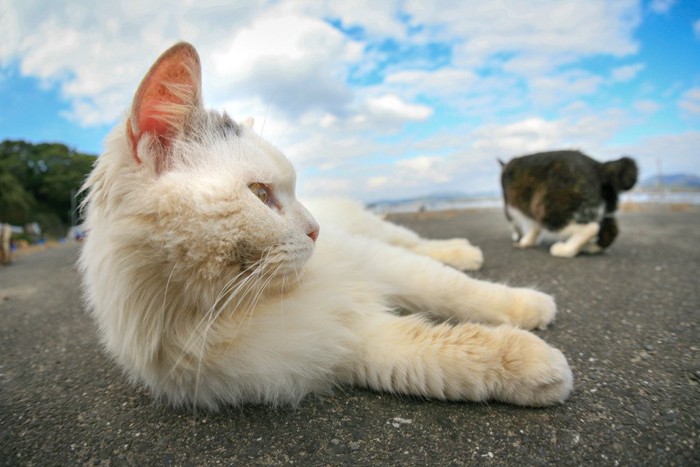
[85,42,319,297]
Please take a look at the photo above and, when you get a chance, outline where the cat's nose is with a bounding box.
[307,227,319,242]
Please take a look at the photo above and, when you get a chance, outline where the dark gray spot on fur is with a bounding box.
[215,112,241,138]
[185,111,241,143]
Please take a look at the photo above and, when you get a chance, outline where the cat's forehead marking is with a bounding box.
[212,112,240,138]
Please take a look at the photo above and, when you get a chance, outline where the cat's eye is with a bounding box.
[249,183,273,207]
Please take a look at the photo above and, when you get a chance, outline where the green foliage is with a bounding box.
[0,140,96,237]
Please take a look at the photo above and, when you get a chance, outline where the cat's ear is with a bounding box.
[127,42,202,173]
[241,117,255,129]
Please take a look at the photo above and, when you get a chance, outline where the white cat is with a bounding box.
[79,42,573,410]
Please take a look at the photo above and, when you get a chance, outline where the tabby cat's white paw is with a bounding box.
[507,288,557,330]
[550,242,578,258]
[492,328,573,406]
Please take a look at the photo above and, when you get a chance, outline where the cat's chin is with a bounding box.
[261,269,307,295]
[257,256,311,294]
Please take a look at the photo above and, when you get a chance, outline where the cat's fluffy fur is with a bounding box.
[500,150,638,257]
[79,42,573,410]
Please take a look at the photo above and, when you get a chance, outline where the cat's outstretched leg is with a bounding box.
[341,234,557,330]
[307,198,483,270]
[343,313,573,406]
[409,238,483,271]
[550,222,600,258]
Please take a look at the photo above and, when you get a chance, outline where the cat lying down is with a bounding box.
[79,42,573,410]
[500,150,638,257]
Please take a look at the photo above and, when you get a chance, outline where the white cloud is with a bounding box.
[318,0,405,39]
[211,11,360,118]
[384,68,477,100]
[3,0,695,203]
[312,109,639,201]
[402,1,640,72]
[614,131,700,179]
[1,0,644,130]
[694,19,700,39]
[678,88,700,115]
[367,176,390,190]
[0,1,268,126]
[649,0,676,14]
[633,100,661,114]
[611,63,645,82]
[529,70,604,106]
[365,95,433,121]
[396,156,440,172]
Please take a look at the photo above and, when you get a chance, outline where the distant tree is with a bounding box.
[0,140,96,236]
[0,164,34,223]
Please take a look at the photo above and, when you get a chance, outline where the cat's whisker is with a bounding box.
[238,261,284,333]
[159,260,180,339]
[207,247,276,313]
[165,255,275,382]
[249,259,283,309]
[224,252,282,314]
[212,268,249,306]
[216,257,285,349]
[176,248,285,372]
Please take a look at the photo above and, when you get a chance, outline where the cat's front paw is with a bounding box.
[491,328,573,406]
[550,241,578,258]
[507,288,557,330]
[415,239,484,271]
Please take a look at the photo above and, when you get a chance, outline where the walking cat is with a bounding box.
[500,150,638,257]
[79,42,572,410]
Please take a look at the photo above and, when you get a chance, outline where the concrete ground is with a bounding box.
[1,207,698,465]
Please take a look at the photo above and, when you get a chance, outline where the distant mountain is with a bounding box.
[367,191,500,211]
[641,173,700,189]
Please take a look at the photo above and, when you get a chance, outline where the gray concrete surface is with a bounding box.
[1,207,698,465]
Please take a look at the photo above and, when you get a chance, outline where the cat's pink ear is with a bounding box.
[127,42,202,173]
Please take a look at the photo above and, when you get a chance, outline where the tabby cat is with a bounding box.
[500,150,638,257]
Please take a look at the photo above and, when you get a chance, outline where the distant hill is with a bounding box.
[641,173,700,189]
[368,191,471,208]
[367,191,500,212]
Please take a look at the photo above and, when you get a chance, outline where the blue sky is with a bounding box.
[1,0,699,201]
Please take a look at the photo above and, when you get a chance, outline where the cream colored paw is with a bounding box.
[491,328,573,406]
[507,288,557,330]
[550,241,578,257]
[515,237,536,249]
[415,239,484,271]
